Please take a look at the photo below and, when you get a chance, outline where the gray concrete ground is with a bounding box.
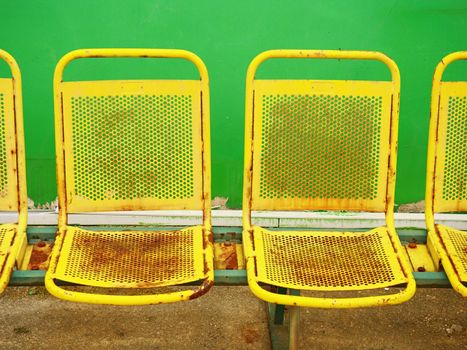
[0,286,465,349]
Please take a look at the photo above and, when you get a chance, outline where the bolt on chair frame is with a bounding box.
[45,48,213,305]
[242,50,416,309]
[425,51,467,297]
[0,50,28,294]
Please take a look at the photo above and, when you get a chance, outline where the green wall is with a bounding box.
[0,1,466,208]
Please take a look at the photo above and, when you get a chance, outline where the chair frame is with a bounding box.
[425,51,467,297]
[0,50,28,293]
[242,49,416,308]
[45,48,213,305]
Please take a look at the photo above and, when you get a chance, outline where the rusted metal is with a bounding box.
[56,229,199,288]
[188,278,214,300]
[0,50,28,294]
[27,241,52,271]
[214,242,239,270]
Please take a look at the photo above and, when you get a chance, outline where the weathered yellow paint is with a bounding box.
[45,48,213,305]
[236,244,245,270]
[19,243,33,271]
[213,242,245,270]
[0,79,19,212]
[61,79,204,212]
[432,81,467,213]
[404,243,436,273]
[250,79,394,212]
[242,50,416,308]
[425,51,467,297]
[0,50,28,294]
[254,227,408,291]
[54,226,206,288]
[0,225,16,272]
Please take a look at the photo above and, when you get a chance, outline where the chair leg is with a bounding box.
[289,289,300,350]
[274,287,287,324]
[268,288,301,350]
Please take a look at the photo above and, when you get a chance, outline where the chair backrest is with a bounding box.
[0,50,27,223]
[426,51,467,224]
[54,49,210,226]
[243,50,400,225]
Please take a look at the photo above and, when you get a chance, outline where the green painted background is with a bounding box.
[0,1,466,208]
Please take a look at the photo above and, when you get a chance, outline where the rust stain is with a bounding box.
[241,326,260,344]
[188,278,213,300]
[214,242,238,270]
[265,234,396,287]
[203,230,213,250]
[135,281,165,288]
[71,230,195,286]
[28,241,52,270]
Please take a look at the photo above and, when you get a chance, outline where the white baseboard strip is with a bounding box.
[0,210,465,230]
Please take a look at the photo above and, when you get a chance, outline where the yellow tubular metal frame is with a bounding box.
[425,51,467,297]
[242,50,416,308]
[45,49,213,305]
[0,50,28,293]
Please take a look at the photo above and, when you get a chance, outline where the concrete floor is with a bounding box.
[0,286,465,349]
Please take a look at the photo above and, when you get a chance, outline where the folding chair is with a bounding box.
[426,51,467,297]
[45,49,213,305]
[242,50,415,308]
[0,50,27,294]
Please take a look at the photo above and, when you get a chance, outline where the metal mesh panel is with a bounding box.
[442,96,467,202]
[438,225,467,282]
[54,227,205,288]
[0,79,18,211]
[62,80,203,212]
[0,93,7,198]
[254,227,407,291]
[0,225,16,271]
[251,80,392,211]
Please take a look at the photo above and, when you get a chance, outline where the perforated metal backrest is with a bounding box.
[245,51,400,213]
[0,61,22,211]
[55,50,210,214]
[428,53,467,213]
[0,78,18,211]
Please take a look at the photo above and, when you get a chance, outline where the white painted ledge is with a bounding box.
[0,210,466,230]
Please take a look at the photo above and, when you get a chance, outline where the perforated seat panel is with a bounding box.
[437,225,467,282]
[53,226,206,288]
[253,227,408,291]
[0,224,17,272]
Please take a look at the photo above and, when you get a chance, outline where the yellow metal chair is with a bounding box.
[426,51,467,297]
[242,50,416,308]
[45,49,213,305]
[0,50,28,294]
